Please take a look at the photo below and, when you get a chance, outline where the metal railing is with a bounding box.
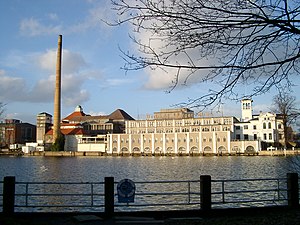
[211,178,288,208]
[0,174,299,214]
[14,181,105,212]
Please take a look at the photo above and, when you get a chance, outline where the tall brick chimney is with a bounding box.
[53,35,62,141]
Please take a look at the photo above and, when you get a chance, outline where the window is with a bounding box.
[263,123,266,129]
[268,122,271,129]
[244,125,248,130]
[244,134,249,140]
[269,133,272,140]
[278,124,282,129]
[254,134,257,140]
[263,133,267,140]
[235,126,240,130]
[253,125,257,130]
[236,134,240,140]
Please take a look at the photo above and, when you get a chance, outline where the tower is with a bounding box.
[241,99,253,122]
[36,112,52,144]
[53,35,62,141]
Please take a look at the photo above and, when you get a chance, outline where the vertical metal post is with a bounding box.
[287,173,299,208]
[91,183,94,207]
[3,176,15,214]
[188,181,191,204]
[222,181,225,203]
[25,183,29,207]
[200,175,211,210]
[105,177,114,218]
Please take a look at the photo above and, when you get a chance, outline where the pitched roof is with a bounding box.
[63,110,87,121]
[70,115,109,123]
[108,109,135,120]
[45,128,85,135]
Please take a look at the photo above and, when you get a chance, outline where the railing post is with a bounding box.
[287,173,299,208]
[200,175,211,210]
[3,176,15,214]
[104,177,114,218]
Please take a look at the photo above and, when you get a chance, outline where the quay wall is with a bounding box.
[4,149,298,157]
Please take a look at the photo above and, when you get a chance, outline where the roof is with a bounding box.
[63,110,87,121]
[108,109,135,120]
[46,128,85,135]
[37,112,52,117]
[70,115,109,123]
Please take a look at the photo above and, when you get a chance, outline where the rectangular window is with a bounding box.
[244,125,248,130]
[254,134,257,140]
[253,125,256,130]
[264,133,267,140]
[244,134,249,140]
[236,126,240,130]
[269,133,272,140]
[236,134,240,140]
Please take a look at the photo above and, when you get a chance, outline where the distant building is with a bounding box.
[0,119,36,148]
[106,99,287,155]
[36,112,53,145]
[33,99,290,154]
[234,99,285,148]
[37,105,135,151]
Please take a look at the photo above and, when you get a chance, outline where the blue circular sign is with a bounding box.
[117,179,135,203]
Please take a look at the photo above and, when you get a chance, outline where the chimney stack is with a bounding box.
[53,35,62,141]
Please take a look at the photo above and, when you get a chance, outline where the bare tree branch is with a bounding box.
[272,89,300,147]
[109,0,300,107]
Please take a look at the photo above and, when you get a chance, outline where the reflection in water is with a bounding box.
[0,156,298,212]
[0,156,297,182]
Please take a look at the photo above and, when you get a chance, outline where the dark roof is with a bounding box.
[38,112,52,117]
[109,109,135,120]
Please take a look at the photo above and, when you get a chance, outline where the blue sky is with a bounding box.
[0,0,299,125]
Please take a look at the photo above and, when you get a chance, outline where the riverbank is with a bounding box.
[1,149,299,157]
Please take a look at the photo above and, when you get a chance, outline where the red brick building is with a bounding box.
[0,119,36,148]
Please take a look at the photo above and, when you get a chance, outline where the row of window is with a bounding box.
[113,136,227,144]
[235,123,282,130]
[128,126,231,134]
[236,133,273,141]
[128,118,233,128]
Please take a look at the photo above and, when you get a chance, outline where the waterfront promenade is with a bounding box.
[1,207,300,225]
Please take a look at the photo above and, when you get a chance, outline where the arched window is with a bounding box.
[263,123,266,129]
[268,122,271,129]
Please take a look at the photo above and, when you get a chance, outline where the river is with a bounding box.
[0,155,298,182]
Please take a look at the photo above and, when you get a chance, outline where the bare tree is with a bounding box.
[272,90,300,148]
[0,102,5,118]
[110,0,300,107]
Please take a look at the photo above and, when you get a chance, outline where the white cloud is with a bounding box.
[48,13,58,21]
[132,27,214,91]
[63,89,89,106]
[87,110,107,116]
[0,47,98,107]
[37,49,87,74]
[20,18,62,37]
[0,70,27,102]
[106,78,134,87]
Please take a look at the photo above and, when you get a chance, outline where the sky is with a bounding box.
[0,0,299,125]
